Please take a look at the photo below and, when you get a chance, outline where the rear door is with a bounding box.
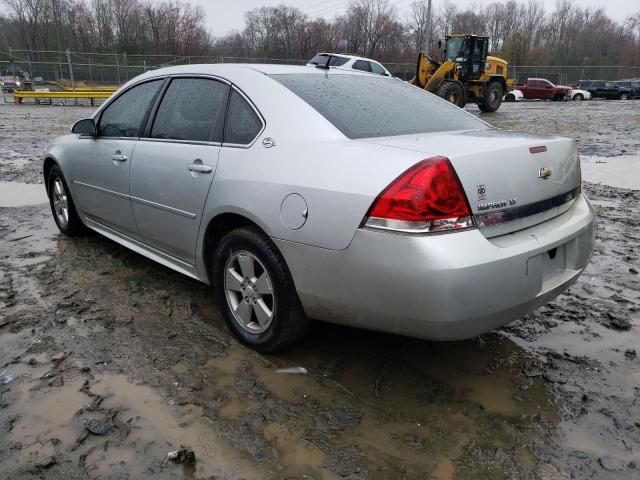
[604,82,618,98]
[130,77,229,263]
[524,80,537,98]
[593,81,605,98]
[72,79,163,236]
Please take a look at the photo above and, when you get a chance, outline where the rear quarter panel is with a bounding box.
[207,138,423,251]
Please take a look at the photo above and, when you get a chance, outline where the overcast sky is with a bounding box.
[198,0,638,37]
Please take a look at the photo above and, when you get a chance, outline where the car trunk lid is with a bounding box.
[358,129,580,238]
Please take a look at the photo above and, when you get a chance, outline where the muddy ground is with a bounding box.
[0,99,639,479]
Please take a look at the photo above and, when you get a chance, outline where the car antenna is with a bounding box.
[315,55,330,70]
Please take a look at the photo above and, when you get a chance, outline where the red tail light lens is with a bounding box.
[364,156,474,234]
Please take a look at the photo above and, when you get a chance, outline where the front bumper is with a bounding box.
[275,194,596,341]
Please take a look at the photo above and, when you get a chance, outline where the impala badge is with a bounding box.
[538,167,552,179]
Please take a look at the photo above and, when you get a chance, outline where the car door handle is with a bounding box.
[186,164,212,174]
[112,154,127,162]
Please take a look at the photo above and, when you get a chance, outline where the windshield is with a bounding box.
[446,37,467,61]
[270,73,487,139]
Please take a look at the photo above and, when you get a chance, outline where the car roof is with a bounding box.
[118,63,380,92]
[316,52,382,63]
[133,63,374,81]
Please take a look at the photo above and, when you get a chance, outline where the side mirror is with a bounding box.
[72,118,96,136]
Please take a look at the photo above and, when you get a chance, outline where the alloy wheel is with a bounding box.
[52,177,69,227]
[224,250,275,334]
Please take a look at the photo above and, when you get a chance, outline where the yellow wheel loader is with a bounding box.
[411,34,514,112]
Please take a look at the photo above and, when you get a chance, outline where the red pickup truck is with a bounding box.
[516,78,571,101]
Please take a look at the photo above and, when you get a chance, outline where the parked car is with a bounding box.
[43,64,595,351]
[503,89,523,101]
[614,80,640,98]
[576,80,632,100]
[568,88,591,101]
[516,78,571,100]
[307,53,392,76]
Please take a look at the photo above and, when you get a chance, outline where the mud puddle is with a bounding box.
[0,182,48,207]
[580,155,640,190]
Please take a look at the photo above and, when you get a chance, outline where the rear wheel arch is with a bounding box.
[43,157,59,194]
[202,213,278,283]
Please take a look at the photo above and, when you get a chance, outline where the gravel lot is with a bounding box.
[0,99,639,479]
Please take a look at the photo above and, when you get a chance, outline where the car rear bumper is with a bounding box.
[275,193,596,340]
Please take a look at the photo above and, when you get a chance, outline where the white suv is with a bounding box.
[307,53,392,77]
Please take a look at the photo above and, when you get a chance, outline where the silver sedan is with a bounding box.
[43,64,595,351]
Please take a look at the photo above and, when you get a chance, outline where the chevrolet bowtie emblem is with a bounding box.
[538,167,552,179]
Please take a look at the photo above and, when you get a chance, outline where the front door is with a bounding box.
[130,77,229,264]
[72,79,164,236]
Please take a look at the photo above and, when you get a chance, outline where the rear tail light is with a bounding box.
[363,156,474,234]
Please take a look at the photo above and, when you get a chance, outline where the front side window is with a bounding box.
[151,78,229,142]
[98,80,162,137]
[270,73,487,139]
[352,60,371,72]
[605,82,616,89]
[224,90,263,145]
[329,56,349,67]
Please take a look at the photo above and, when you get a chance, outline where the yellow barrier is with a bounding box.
[14,89,115,105]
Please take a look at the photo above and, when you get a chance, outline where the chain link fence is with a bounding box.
[0,49,307,89]
[1,48,638,92]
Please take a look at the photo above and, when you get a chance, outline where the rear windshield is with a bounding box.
[270,73,487,139]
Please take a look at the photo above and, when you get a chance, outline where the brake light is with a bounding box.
[363,156,474,234]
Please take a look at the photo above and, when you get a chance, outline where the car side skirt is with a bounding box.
[82,215,205,283]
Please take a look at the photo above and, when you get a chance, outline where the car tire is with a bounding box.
[505,93,515,102]
[212,226,309,352]
[47,164,87,236]
[573,93,584,101]
[478,80,503,112]
[437,81,466,108]
[620,93,629,100]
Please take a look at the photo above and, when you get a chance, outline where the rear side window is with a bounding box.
[151,78,228,142]
[98,79,162,137]
[352,60,371,72]
[224,90,263,145]
[270,73,486,139]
